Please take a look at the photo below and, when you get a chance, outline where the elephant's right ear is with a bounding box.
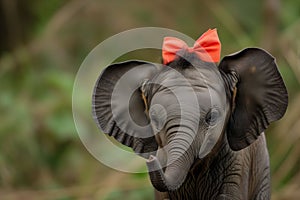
[219,48,288,151]
[92,61,162,158]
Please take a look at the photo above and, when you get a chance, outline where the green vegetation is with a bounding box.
[0,0,299,199]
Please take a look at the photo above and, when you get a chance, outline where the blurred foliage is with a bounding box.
[0,0,299,199]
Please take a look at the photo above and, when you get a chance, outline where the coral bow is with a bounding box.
[162,29,221,65]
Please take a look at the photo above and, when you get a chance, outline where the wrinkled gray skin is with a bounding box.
[92,48,288,200]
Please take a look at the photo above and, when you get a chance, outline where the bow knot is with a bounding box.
[162,29,221,65]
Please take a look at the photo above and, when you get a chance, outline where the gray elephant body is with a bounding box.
[92,48,287,200]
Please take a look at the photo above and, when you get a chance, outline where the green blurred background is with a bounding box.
[0,0,300,199]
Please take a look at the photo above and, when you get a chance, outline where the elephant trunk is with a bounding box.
[146,132,195,192]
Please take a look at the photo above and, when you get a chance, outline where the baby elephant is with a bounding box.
[92,30,288,199]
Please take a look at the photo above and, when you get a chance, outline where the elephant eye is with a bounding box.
[205,108,220,126]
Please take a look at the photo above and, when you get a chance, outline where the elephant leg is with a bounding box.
[154,189,170,200]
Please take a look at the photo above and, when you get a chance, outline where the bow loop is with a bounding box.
[162,29,221,65]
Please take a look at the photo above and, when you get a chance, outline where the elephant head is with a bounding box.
[92,48,288,192]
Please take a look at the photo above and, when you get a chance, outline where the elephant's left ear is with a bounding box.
[92,61,162,158]
[219,48,288,151]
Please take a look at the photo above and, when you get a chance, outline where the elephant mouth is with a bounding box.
[146,155,169,191]
[147,155,179,192]
[146,152,193,192]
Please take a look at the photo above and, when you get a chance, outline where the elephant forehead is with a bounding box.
[149,65,226,112]
[150,86,222,115]
[151,85,200,111]
[189,66,226,108]
[189,67,224,89]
